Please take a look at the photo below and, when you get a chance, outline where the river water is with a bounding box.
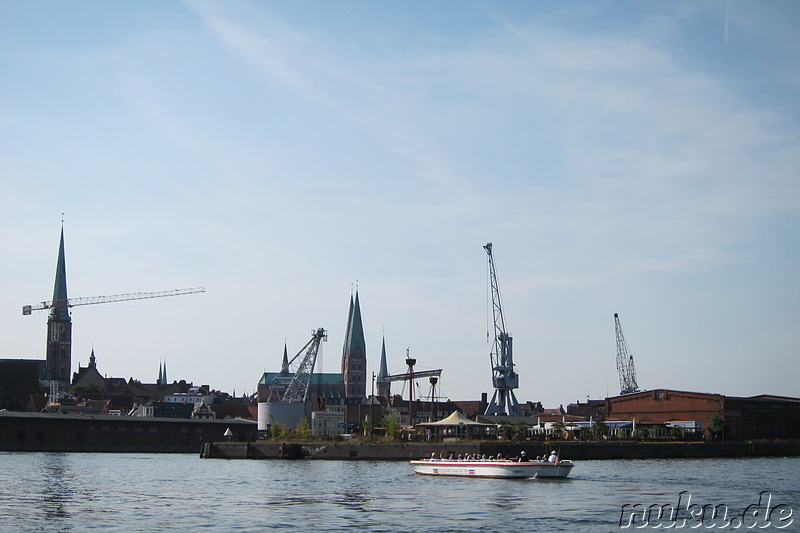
[1,453,797,532]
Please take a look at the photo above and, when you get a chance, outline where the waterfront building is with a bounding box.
[0,359,47,411]
[605,389,800,440]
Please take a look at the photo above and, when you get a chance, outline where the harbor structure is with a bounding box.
[257,290,371,431]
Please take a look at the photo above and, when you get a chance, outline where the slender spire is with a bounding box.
[89,346,97,369]
[163,357,168,384]
[52,224,69,321]
[341,292,354,372]
[377,335,390,397]
[342,290,367,398]
[280,342,290,375]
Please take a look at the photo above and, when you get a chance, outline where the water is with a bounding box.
[1,453,797,532]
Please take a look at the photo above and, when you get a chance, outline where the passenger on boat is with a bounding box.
[519,451,529,462]
[548,451,558,463]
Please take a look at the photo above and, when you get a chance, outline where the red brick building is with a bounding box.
[606,389,800,440]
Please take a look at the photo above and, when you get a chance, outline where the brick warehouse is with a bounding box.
[606,389,800,440]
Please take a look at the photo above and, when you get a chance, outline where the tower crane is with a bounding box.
[483,242,523,416]
[22,287,206,315]
[614,313,640,395]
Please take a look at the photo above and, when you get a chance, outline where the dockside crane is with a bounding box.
[483,242,523,416]
[23,287,206,315]
[614,313,640,395]
[269,327,328,404]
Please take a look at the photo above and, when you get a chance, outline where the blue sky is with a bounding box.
[1,1,798,407]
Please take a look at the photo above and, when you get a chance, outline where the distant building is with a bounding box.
[605,389,800,440]
[163,387,215,406]
[0,359,47,411]
[341,291,367,399]
[257,290,370,406]
[46,226,72,384]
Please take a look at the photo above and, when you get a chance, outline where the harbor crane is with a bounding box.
[614,313,640,395]
[483,242,523,416]
[23,287,206,315]
[269,327,328,403]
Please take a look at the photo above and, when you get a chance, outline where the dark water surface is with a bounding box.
[1,453,797,532]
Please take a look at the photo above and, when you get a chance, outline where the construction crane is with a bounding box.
[614,313,640,395]
[483,242,523,416]
[269,328,328,404]
[22,287,206,315]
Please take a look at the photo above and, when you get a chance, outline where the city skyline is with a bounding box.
[1,1,798,407]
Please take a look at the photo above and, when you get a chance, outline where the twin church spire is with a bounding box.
[341,289,367,398]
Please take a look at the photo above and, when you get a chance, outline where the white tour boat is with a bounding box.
[410,457,574,479]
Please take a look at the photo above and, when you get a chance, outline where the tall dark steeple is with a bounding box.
[341,290,367,399]
[377,335,390,398]
[280,343,290,376]
[46,225,73,383]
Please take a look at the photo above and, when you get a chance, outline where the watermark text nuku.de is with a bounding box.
[619,491,793,529]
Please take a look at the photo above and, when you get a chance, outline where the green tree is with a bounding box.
[707,414,725,441]
[512,420,528,441]
[269,416,287,440]
[69,383,100,395]
[382,414,399,440]
[551,421,565,440]
[592,420,609,441]
[296,416,310,435]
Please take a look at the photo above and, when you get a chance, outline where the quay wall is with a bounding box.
[0,411,258,453]
[203,440,800,460]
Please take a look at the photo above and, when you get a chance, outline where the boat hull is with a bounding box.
[410,459,573,479]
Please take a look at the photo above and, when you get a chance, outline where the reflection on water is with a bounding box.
[41,453,75,521]
[0,453,797,532]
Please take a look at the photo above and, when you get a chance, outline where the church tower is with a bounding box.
[341,290,367,399]
[376,336,390,398]
[46,226,73,384]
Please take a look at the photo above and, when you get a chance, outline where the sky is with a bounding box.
[1,0,798,408]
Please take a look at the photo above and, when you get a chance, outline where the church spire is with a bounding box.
[341,292,354,373]
[89,346,97,370]
[280,342,290,376]
[52,224,69,321]
[46,223,73,383]
[377,335,390,398]
[342,289,367,398]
